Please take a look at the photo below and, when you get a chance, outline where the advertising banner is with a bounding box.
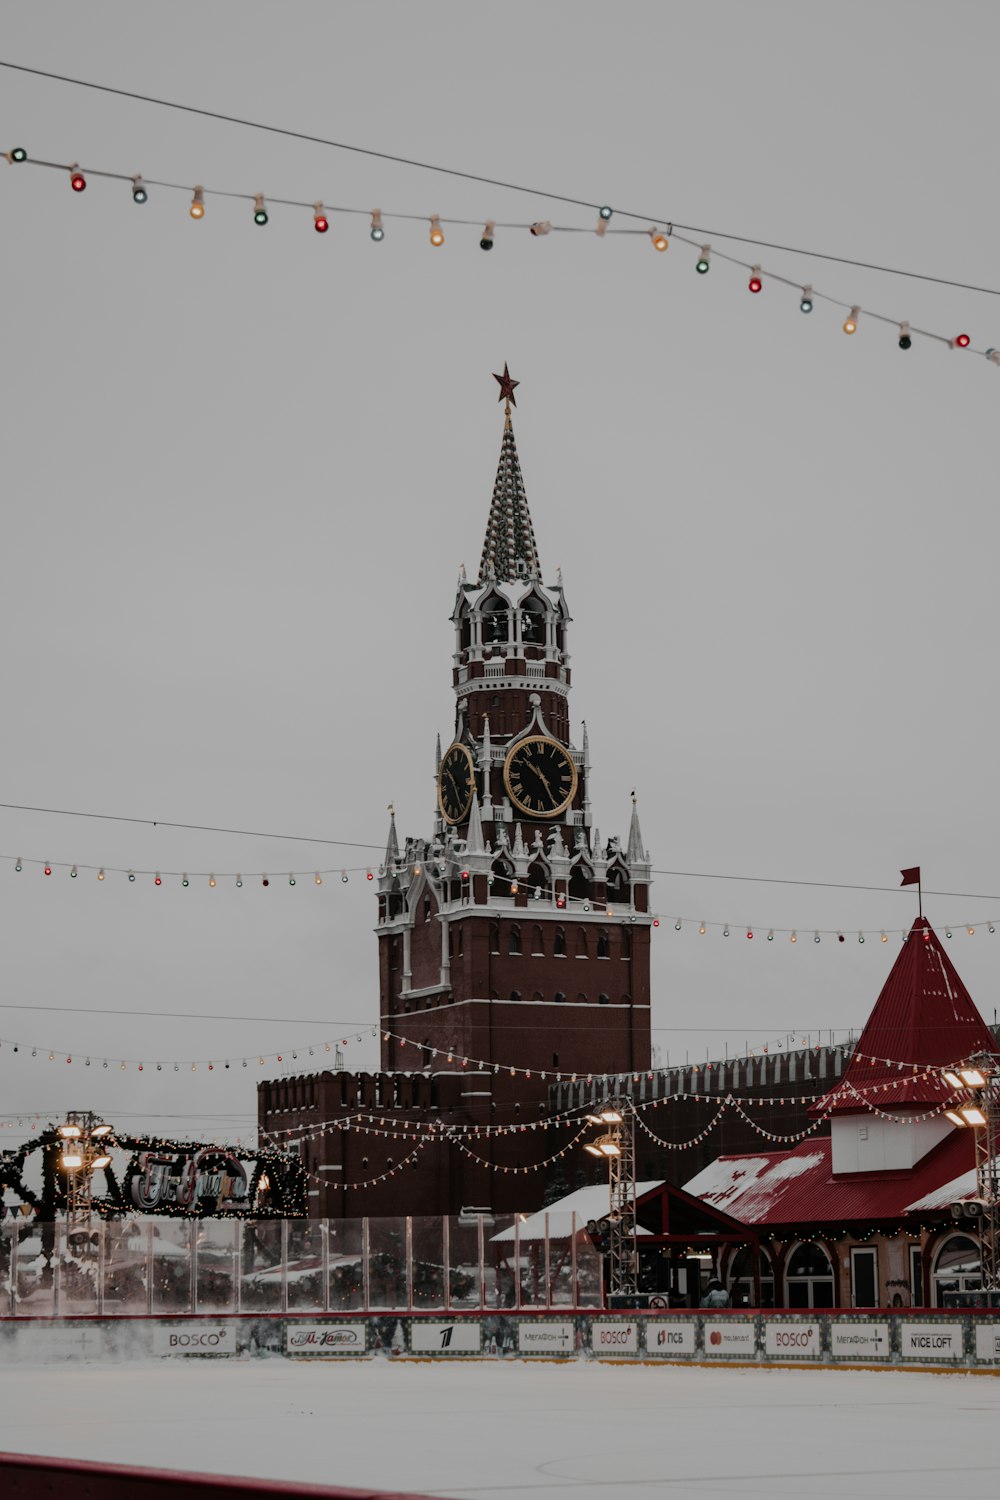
[764,1322,821,1359]
[830,1322,890,1360]
[591,1321,639,1356]
[517,1321,576,1355]
[974,1324,1000,1363]
[285,1323,367,1356]
[703,1320,757,1357]
[645,1321,697,1356]
[153,1325,237,1357]
[899,1322,964,1360]
[408,1321,482,1355]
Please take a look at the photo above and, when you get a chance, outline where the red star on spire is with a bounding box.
[493,364,519,408]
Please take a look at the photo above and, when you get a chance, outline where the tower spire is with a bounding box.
[480,367,539,583]
[384,802,400,867]
[626,790,646,864]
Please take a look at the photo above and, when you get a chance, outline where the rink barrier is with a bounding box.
[0,1451,429,1500]
[1,1309,998,1368]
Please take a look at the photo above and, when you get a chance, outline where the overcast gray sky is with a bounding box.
[2,1,999,1151]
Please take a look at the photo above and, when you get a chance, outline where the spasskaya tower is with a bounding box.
[376,370,652,1098]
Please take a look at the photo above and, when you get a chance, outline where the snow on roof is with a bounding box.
[491,1181,663,1242]
[905,1167,978,1213]
[684,1152,825,1218]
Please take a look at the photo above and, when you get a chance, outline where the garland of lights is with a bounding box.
[6,852,1000,952]
[3,148,998,372]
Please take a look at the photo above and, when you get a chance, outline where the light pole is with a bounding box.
[943,1057,999,1293]
[57,1112,113,1232]
[584,1099,638,1299]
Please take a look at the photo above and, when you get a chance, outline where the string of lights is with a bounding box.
[3,146,998,372]
[1,60,997,298]
[5,849,1000,950]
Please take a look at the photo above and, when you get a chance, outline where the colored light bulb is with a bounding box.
[132,175,147,204]
[800,287,813,313]
[953,333,971,348]
[599,205,613,220]
[15,859,22,871]
[69,165,86,192]
[649,228,668,251]
[748,267,762,293]
[366,869,373,880]
[9,148,27,163]
[315,873,323,885]
[341,870,348,882]
[370,209,384,241]
[429,216,444,246]
[97,868,105,881]
[262,876,270,887]
[843,306,860,334]
[44,865,52,876]
[790,931,797,943]
[154,874,162,886]
[253,194,268,226]
[652,916,660,927]
[209,874,216,888]
[236,875,243,887]
[313,202,328,232]
[696,245,710,274]
[898,321,912,350]
[127,870,135,882]
[480,219,495,250]
[530,221,552,236]
[182,875,189,887]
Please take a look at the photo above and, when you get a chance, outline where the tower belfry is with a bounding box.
[375,371,652,1109]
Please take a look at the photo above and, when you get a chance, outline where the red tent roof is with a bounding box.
[684,1128,976,1227]
[813,916,998,1115]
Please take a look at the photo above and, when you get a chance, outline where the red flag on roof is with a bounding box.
[900,867,921,887]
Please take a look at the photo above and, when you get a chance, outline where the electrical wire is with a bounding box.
[2,57,998,299]
[1,799,998,903]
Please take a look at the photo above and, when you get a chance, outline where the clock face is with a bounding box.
[438,742,476,825]
[503,736,578,819]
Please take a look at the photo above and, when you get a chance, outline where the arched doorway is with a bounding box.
[932,1234,981,1305]
[784,1241,835,1308]
[727,1246,774,1308]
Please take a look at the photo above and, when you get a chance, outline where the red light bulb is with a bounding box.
[748,266,762,293]
[954,333,971,348]
[44,865,52,876]
[154,875,162,886]
[366,869,373,880]
[313,202,329,233]
[69,166,86,192]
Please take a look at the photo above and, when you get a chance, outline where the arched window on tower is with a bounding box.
[531,924,545,956]
[606,864,631,903]
[554,926,566,957]
[568,863,591,906]
[575,927,589,959]
[481,594,508,645]
[388,878,403,920]
[509,924,522,955]
[492,855,514,896]
[621,927,632,960]
[597,928,610,959]
[489,921,500,955]
[519,594,546,645]
[527,860,551,901]
[458,605,471,652]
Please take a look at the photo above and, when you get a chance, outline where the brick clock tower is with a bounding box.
[259,371,653,1217]
[377,368,653,1103]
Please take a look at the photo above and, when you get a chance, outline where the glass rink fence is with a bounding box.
[0,1214,606,1318]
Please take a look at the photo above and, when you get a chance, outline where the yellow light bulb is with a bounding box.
[209,874,217,888]
[649,228,669,252]
[843,306,860,334]
[790,931,797,943]
[429,215,444,246]
[315,873,323,885]
[189,187,206,219]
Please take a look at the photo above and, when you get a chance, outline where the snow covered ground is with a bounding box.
[1,1358,998,1498]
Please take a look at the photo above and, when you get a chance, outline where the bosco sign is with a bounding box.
[591,1321,638,1356]
[286,1324,367,1356]
[764,1323,821,1359]
[153,1325,237,1357]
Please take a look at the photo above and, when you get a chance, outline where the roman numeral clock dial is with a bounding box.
[438,743,476,825]
[503,736,578,819]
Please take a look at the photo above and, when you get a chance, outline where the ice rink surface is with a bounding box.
[1,1359,999,1499]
